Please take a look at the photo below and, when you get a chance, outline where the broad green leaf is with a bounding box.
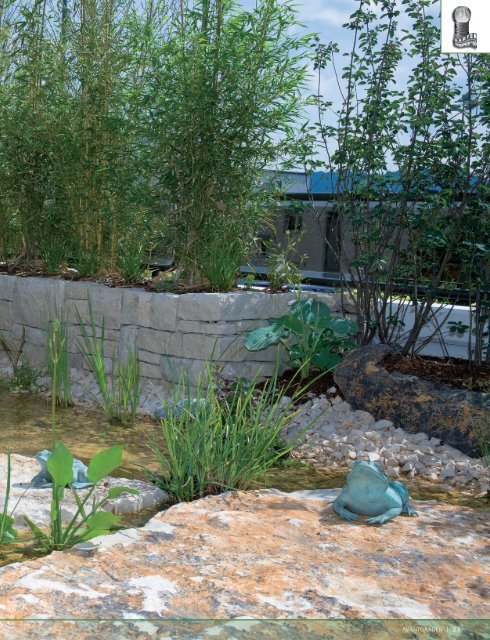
[85,511,121,531]
[291,299,331,325]
[244,324,286,351]
[79,528,111,542]
[87,445,123,483]
[280,315,303,334]
[107,486,139,500]
[328,317,357,336]
[46,442,73,487]
[312,349,341,371]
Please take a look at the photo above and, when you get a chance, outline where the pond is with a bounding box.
[1,390,487,501]
[0,389,487,568]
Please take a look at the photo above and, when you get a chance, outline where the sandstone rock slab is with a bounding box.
[0,488,487,623]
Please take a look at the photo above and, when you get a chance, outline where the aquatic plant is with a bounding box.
[24,442,137,552]
[76,298,140,424]
[0,449,19,544]
[44,299,72,408]
[148,364,317,503]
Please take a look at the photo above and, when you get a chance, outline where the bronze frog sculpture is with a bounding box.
[332,460,418,524]
[31,449,92,489]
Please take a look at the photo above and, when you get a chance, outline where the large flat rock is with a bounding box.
[0,488,487,627]
[0,454,169,526]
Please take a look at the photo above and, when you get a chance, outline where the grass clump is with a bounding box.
[75,298,140,424]
[148,366,313,503]
[44,300,72,408]
[0,449,18,544]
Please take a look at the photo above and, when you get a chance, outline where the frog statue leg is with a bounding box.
[332,496,359,521]
[389,480,418,517]
[366,506,403,525]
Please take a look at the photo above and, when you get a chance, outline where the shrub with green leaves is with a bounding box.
[245,299,358,379]
[146,0,310,287]
[24,442,137,552]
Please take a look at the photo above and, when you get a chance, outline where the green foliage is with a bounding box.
[76,298,140,424]
[0,328,25,376]
[245,299,357,379]
[148,366,310,503]
[299,0,490,363]
[24,442,137,552]
[0,449,18,544]
[44,299,72,408]
[265,232,304,292]
[197,231,243,292]
[0,0,163,271]
[145,0,310,287]
[0,0,308,287]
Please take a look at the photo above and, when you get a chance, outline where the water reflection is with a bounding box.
[0,390,162,478]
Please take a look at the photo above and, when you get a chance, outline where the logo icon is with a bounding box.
[452,6,477,49]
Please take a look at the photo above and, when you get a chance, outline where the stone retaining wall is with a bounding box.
[0,275,341,391]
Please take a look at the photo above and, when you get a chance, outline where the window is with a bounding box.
[284,211,303,232]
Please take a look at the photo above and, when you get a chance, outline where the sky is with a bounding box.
[238,0,445,170]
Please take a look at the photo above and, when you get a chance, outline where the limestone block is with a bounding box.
[118,326,138,361]
[0,300,12,330]
[179,333,224,360]
[87,286,123,329]
[177,293,222,321]
[149,293,179,331]
[121,289,152,328]
[220,292,273,321]
[160,356,207,385]
[137,328,170,355]
[220,359,280,381]
[13,324,46,348]
[137,348,161,366]
[139,361,162,380]
[0,274,15,300]
[19,345,46,366]
[65,298,88,325]
[177,320,245,336]
[64,280,97,301]
[67,352,84,369]
[13,277,64,329]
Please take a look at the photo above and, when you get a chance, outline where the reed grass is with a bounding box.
[148,364,318,503]
[76,298,140,424]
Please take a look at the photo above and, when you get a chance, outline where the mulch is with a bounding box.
[256,353,490,405]
[384,354,490,393]
[0,264,286,295]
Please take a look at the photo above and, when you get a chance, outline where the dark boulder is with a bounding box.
[334,344,489,457]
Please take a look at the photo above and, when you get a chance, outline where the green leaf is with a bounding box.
[280,315,304,334]
[244,324,286,351]
[79,528,111,542]
[23,515,52,549]
[46,442,74,487]
[312,349,341,371]
[107,486,139,500]
[87,445,123,483]
[291,299,331,325]
[328,317,358,336]
[85,511,121,531]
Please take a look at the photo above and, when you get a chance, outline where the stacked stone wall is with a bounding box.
[0,275,342,389]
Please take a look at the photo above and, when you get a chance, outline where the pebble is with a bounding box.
[281,393,489,492]
[31,363,489,494]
